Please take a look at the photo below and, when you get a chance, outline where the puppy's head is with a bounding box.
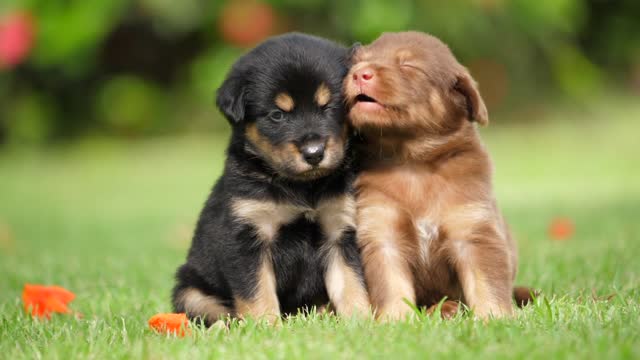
[216,33,350,181]
[344,31,488,135]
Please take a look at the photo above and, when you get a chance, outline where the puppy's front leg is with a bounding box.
[317,195,370,317]
[324,231,370,317]
[229,200,284,323]
[233,252,280,323]
[356,195,416,321]
[449,225,514,319]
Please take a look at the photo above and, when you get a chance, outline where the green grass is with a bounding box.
[1,97,639,359]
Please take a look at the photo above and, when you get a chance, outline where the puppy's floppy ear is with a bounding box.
[454,72,489,126]
[216,75,246,124]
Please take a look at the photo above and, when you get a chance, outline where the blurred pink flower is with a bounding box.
[0,11,36,69]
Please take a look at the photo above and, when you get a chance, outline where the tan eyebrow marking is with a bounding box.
[314,83,331,107]
[275,92,294,112]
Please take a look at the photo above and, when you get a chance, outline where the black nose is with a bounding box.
[299,141,325,166]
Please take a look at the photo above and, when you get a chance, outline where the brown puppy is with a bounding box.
[345,31,529,320]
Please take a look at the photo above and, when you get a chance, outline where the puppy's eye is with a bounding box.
[269,110,285,122]
[400,63,427,76]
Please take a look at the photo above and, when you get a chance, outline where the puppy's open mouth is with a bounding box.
[353,93,385,112]
[355,94,379,104]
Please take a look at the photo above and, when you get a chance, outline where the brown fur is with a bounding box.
[426,300,460,319]
[345,31,529,320]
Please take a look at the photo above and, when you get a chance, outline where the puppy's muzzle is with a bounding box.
[298,139,326,166]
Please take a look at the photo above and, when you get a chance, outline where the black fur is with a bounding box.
[172,33,365,325]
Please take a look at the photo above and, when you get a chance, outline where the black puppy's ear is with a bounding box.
[348,42,362,59]
[454,72,489,126]
[216,76,246,124]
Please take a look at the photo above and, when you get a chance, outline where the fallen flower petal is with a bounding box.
[148,313,190,337]
[22,284,76,318]
[549,217,575,241]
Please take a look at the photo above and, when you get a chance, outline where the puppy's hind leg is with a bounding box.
[174,287,234,326]
[173,265,234,326]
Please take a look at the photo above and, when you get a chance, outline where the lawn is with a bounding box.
[1,97,639,359]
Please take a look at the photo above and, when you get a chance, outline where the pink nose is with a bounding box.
[353,68,374,84]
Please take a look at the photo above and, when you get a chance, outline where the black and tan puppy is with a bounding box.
[172,33,370,325]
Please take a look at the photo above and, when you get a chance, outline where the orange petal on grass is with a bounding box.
[22,284,76,318]
[548,217,575,241]
[148,313,190,337]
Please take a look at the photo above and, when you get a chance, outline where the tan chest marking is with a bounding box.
[415,218,439,264]
[316,195,356,244]
[231,199,305,243]
[361,164,441,215]
[231,196,355,245]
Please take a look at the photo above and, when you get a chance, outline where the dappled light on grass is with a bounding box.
[22,284,77,318]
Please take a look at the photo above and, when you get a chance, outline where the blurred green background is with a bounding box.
[0,0,639,145]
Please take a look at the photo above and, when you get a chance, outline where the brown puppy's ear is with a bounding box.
[454,72,489,126]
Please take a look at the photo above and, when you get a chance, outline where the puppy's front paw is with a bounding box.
[333,298,373,319]
[472,303,514,320]
[377,303,415,322]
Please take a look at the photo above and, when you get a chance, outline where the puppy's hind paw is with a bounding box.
[426,300,461,319]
